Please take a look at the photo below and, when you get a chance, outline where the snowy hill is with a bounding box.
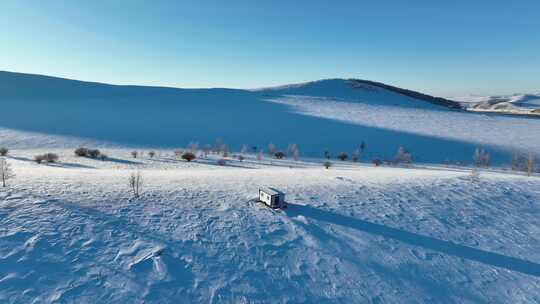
[1,71,540,164]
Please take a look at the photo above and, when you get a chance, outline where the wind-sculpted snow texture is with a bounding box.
[0,150,540,303]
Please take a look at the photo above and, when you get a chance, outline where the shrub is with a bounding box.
[274,151,285,159]
[324,161,332,169]
[148,151,156,158]
[238,155,245,162]
[35,153,59,164]
[99,154,108,161]
[217,158,227,166]
[182,152,196,162]
[337,152,348,161]
[34,155,45,164]
[0,148,8,156]
[75,147,101,159]
[45,153,59,163]
[87,149,101,159]
[372,158,381,166]
[131,151,138,158]
[75,147,88,157]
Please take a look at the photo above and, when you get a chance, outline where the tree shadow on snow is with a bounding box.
[286,203,540,277]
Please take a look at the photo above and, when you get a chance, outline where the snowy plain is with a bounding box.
[1,149,540,303]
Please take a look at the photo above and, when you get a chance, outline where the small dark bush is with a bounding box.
[274,151,285,159]
[324,161,332,169]
[148,151,156,158]
[75,147,88,157]
[99,154,108,161]
[34,155,45,164]
[372,158,381,167]
[217,158,227,166]
[0,148,8,156]
[238,155,245,162]
[337,152,348,161]
[35,153,59,164]
[45,153,59,163]
[75,147,101,159]
[352,155,358,162]
[87,149,101,159]
[182,152,196,162]
[131,151,138,158]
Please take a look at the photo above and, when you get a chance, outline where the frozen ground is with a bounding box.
[1,149,540,303]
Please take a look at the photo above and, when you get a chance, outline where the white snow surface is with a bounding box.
[1,149,540,303]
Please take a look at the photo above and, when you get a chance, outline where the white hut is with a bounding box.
[259,187,286,209]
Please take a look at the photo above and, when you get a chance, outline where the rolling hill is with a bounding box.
[1,71,539,164]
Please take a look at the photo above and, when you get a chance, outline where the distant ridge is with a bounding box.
[347,79,462,109]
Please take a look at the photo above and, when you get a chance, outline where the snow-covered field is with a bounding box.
[1,149,540,303]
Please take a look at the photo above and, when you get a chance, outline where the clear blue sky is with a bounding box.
[1,0,538,96]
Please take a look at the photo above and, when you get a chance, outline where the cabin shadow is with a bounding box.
[286,203,540,277]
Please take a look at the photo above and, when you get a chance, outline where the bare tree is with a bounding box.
[128,171,143,198]
[292,146,300,161]
[213,139,223,153]
[395,147,412,164]
[473,148,490,167]
[528,152,535,176]
[222,145,229,157]
[352,149,360,162]
[267,143,276,156]
[203,144,211,157]
[189,141,199,153]
[0,158,15,187]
